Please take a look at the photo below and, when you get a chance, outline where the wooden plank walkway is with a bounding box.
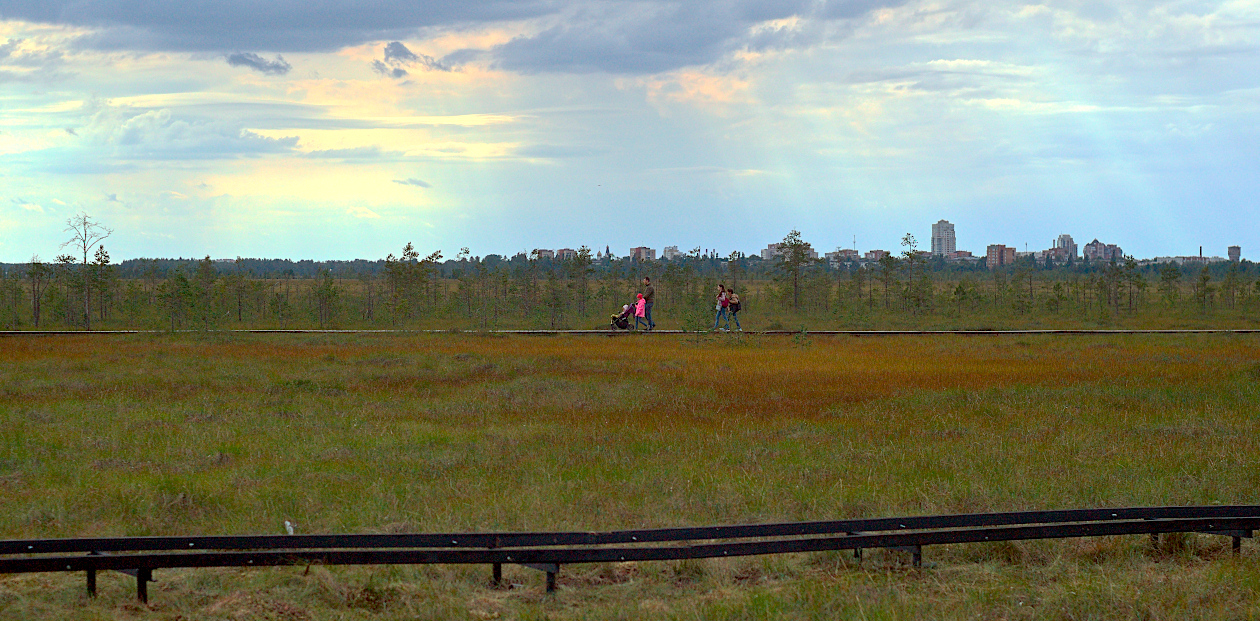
[4,329,1260,337]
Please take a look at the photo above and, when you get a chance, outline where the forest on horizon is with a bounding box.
[2,227,1259,332]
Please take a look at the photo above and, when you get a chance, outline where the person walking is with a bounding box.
[642,276,655,331]
[713,284,731,331]
[634,293,650,331]
[728,288,742,332]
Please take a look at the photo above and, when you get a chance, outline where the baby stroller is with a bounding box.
[610,303,634,330]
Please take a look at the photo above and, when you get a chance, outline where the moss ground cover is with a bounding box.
[2,333,1260,619]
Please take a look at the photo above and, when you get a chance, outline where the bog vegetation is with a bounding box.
[2,333,1260,618]
[3,226,1260,331]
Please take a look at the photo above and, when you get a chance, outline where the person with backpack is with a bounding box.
[713,284,731,331]
[728,288,742,332]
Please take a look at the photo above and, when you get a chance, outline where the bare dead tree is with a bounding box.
[60,212,112,330]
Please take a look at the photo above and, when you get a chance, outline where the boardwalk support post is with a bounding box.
[521,563,559,593]
[492,563,502,586]
[847,532,865,562]
[888,545,922,567]
[136,568,151,603]
[86,550,100,597]
[1198,528,1251,557]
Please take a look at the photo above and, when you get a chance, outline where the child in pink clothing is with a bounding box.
[634,293,649,330]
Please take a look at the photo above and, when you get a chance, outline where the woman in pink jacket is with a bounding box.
[713,284,731,331]
[634,293,649,330]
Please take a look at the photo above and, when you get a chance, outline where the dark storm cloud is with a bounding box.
[372,41,450,78]
[440,48,486,66]
[2,0,909,75]
[819,0,909,20]
[491,0,900,74]
[493,3,748,75]
[371,60,409,78]
[0,0,556,52]
[226,52,292,75]
[383,41,418,63]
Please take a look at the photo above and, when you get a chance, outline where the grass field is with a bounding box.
[2,332,1260,619]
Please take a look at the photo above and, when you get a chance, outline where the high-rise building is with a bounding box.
[662,246,681,260]
[1082,239,1123,262]
[1229,246,1241,262]
[931,220,956,256]
[986,244,1015,269]
[762,243,818,261]
[824,249,860,266]
[1054,234,1078,259]
[630,247,656,262]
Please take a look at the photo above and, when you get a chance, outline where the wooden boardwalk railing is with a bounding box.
[0,506,1254,602]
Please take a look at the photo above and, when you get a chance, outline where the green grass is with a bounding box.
[2,333,1260,619]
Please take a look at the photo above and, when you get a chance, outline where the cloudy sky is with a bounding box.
[2,0,1258,261]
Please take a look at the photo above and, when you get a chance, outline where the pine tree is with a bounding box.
[27,257,49,328]
[775,230,815,310]
[1158,263,1181,308]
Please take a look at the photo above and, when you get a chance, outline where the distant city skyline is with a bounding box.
[1,225,1246,265]
[2,203,1251,264]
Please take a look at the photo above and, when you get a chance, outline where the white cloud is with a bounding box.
[346,206,380,219]
[79,104,299,158]
[11,197,43,212]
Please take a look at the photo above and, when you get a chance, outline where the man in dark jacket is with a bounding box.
[642,276,655,331]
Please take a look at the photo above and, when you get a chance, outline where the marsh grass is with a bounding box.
[2,333,1260,618]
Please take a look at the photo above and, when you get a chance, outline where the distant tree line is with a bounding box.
[2,220,1259,331]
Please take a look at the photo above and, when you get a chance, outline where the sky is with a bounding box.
[1,0,1258,262]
